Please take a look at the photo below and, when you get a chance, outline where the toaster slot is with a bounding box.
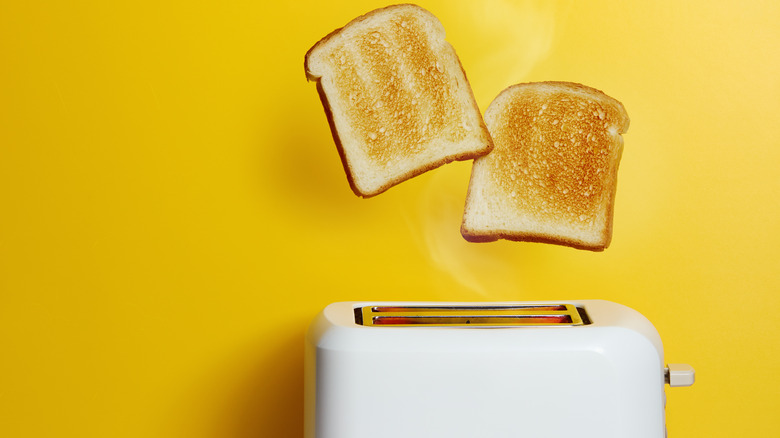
[355,304,588,327]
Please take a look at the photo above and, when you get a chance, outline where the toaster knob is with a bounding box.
[665,363,695,387]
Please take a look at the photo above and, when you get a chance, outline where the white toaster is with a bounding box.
[305,300,694,438]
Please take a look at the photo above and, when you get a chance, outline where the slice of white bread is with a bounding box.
[305,4,493,197]
[461,82,630,251]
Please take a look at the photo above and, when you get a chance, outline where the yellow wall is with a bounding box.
[1,1,778,436]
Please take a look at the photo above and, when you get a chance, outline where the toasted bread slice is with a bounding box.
[461,82,630,250]
[305,4,493,197]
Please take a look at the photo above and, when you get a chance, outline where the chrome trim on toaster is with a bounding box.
[355,304,587,327]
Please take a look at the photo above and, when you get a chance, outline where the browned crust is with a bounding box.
[304,4,429,81]
[304,25,344,81]
[460,195,615,251]
[315,74,491,198]
[313,80,361,196]
[460,227,609,252]
[361,148,491,198]
[304,3,493,198]
[492,81,630,133]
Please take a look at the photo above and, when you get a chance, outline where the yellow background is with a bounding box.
[1,0,778,436]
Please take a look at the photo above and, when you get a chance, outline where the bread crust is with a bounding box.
[305,4,425,81]
[305,4,492,197]
[461,81,628,251]
[314,78,490,198]
[460,224,614,252]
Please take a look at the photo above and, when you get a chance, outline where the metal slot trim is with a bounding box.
[356,304,587,327]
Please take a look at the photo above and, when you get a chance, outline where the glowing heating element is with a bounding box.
[355,304,588,327]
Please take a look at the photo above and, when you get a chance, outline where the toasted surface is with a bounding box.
[461,82,629,250]
[305,4,492,197]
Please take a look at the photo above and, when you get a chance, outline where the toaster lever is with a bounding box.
[665,363,695,387]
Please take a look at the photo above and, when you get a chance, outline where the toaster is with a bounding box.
[304,300,694,438]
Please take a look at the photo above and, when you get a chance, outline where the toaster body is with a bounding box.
[305,300,688,438]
